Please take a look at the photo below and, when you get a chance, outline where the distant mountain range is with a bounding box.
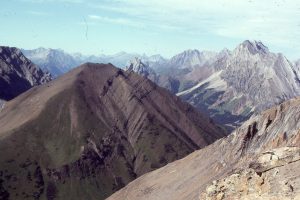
[20,41,300,131]
[22,48,79,78]
[22,48,166,78]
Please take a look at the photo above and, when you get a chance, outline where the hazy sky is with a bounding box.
[1,0,300,59]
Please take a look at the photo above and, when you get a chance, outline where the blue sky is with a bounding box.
[1,0,300,59]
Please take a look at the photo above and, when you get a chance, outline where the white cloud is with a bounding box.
[88,15,145,28]
[20,0,83,3]
[27,11,50,16]
[88,15,101,19]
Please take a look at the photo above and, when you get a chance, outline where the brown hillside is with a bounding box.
[0,63,225,200]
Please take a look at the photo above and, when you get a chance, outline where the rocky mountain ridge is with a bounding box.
[22,48,167,77]
[107,96,300,200]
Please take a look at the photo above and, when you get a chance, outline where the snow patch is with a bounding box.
[177,71,227,96]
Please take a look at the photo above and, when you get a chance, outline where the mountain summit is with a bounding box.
[237,40,269,55]
[0,63,225,199]
[125,57,158,82]
[168,49,217,69]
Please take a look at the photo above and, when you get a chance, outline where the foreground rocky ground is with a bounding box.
[201,147,300,200]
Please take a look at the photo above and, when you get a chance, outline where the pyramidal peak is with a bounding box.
[126,57,150,75]
[125,57,158,82]
[220,48,231,55]
[126,57,144,71]
[235,40,269,55]
[183,49,200,54]
[172,49,200,60]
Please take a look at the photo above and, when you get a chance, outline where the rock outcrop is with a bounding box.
[201,147,300,200]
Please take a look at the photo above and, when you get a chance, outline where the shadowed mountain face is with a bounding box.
[0,46,51,101]
[108,97,300,200]
[0,63,225,200]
